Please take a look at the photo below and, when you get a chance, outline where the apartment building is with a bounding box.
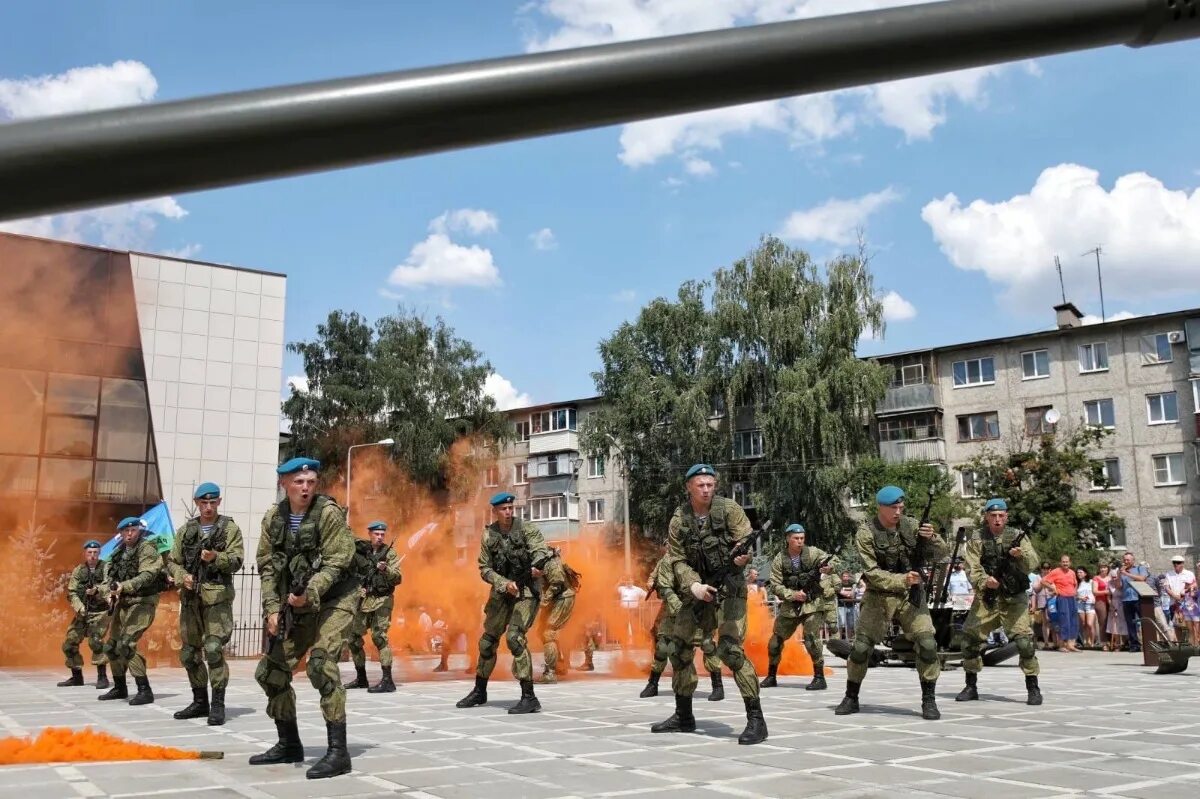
[871,303,1200,568]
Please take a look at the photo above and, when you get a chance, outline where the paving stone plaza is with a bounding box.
[1,650,1197,798]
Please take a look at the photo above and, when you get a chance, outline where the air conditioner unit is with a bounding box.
[1167,330,1186,344]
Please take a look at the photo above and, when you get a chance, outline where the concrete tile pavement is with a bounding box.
[0,650,1197,798]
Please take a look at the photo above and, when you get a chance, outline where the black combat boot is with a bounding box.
[651,694,696,733]
[95,665,109,690]
[57,668,84,687]
[806,671,827,691]
[639,671,660,698]
[738,697,768,745]
[173,685,209,719]
[759,665,778,688]
[456,676,488,708]
[343,665,369,689]
[920,680,941,720]
[306,721,351,779]
[208,687,226,726]
[1025,675,1043,706]
[98,675,128,701]
[508,679,542,714]
[576,655,595,672]
[129,675,154,705]
[432,652,449,672]
[833,680,860,715]
[367,666,396,693]
[708,671,725,702]
[955,672,979,702]
[249,719,305,765]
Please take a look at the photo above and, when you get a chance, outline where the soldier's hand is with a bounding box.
[985,576,1000,589]
[690,582,717,603]
[904,571,923,586]
[200,549,217,563]
[1008,546,1022,558]
[531,566,544,579]
[505,581,519,597]
[183,574,195,591]
[85,586,98,596]
[820,564,833,574]
[733,553,751,568]
[792,590,807,603]
[918,523,936,538]
[376,561,387,573]
[266,612,279,637]
[359,587,367,598]
[286,592,309,608]
[112,583,124,597]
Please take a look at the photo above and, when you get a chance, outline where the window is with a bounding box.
[587,499,605,523]
[1084,398,1115,429]
[587,454,605,478]
[952,357,995,388]
[1153,453,1185,485]
[530,453,570,477]
[43,415,95,457]
[732,481,754,508]
[733,429,764,459]
[96,378,149,461]
[1141,333,1173,365]
[709,393,727,418]
[1024,406,1056,436]
[529,496,566,520]
[517,504,531,521]
[957,412,1000,442]
[1193,379,1200,414]
[1147,392,1179,425]
[887,355,928,387]
[484,466,499,487]
[1159,516,1194,548]
[530,408,577,434]
[877,413,942,441]
[1078,342,1109,373]
[847,490,867,508]
[514,421,530,442]
[959,470,978,498]
[513,463,528,485]
[1021,349,1050,380]
[0,455,38,495]
[1107,522,1127,550]
[1090,458,1122,490]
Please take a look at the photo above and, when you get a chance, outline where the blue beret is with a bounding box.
[876,486,905,506]
[984,498,1008,512]
[277,457,320,475]
[367,520,388,531]
[785,523,805,534]
[84,540,101,549]
[194,481,221,500]
[117,516,146,531]
[490,492,516,507]
[685,463,716,480]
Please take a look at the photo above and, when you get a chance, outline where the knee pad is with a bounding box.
[767,634,784,659]
[180,644,201,669]
[305,648,336,697]
[506,629,527,658]
[668,638,691,670]
[202,638,224,667]
[255,656,290,697]
[653,635,671,661]
[914,634,939,665]
[849,638,873,665]
[699,638,717,657]
[103,640,118,659]
[62,640,77,656]
[370,630,389,650]
[543,628,559,644]
[113,638,135,661]
[1015,635,1036,660]
[716,635,745,670]
[478,633,499,661]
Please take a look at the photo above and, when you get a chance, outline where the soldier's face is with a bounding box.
[985,510,1007,533]
[877,502,903,528]
[84,548,99,566]
[370,530,386,546]
[494,503,514,525]
[196,497,220,522]
[120,526,141,545]
[787,532,805,553]
[687,475,717,506]
[282,472,317,508]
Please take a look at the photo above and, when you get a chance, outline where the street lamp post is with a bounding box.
[345,438,394,527]
[605,433,632,577]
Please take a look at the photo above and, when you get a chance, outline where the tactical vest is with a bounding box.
[109,540,164,597]
[781,554,806,591]
[265,494,357,602]
[979,528,1028,598]
[357,541,396,598]
[78,564,108,612]
[679,499,734,585]
[485,519,534,583]
[870,518,917,574]
[180,516,232,587]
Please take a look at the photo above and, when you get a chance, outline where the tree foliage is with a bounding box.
[282,308,509,495]
[582,236,890,551]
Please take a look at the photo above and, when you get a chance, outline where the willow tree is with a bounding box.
[583,236,890,552]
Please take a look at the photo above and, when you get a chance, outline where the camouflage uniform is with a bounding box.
[60,561,109,684]
[101,536,163,704]
[534,553,578,681]
[640,555,720,698]
[821,571,838,633]
[763,545,839,689]
[345,541,403,690]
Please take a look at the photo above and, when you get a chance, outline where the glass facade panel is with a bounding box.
[94,460,146,503]
[43,416,95,457]
[38,458,93,498]
[90,502,144,534]
[97,378,150,461]
[0,455,39,495]
[0,369,45,455]
[47,374,99,416]
[35,500,91,532]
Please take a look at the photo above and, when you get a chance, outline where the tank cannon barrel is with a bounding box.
[0,0,1196,221]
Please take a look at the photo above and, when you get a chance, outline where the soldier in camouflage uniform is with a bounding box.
[761,523,838,691]
[99,517,163,706]
[955,498,1043,705]
[344,520,403,693]
[651,464,768,746]
[249,457,358,780]
[639,553,723,698]
[835,486,948,720]
[576,616,603,671]
[456,492,550,714]
[167,481,244,726]
[57,540,110,689]
[533,547,580,683]
[821,570,839,638]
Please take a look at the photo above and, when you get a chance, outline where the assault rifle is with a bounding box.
[272,556,321,650]
[713,520,773,602]
[933,526,968,607]
[793,552,835,608]
[358,531,397,610]
[189,521,227,596]
[980,520,1032,610]
[908,485,937,606]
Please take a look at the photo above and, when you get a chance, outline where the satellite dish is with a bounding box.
[1045,409,1061,425]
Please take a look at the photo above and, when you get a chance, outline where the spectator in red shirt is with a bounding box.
[1042,555,1079,651]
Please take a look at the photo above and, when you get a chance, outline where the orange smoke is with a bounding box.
[0,728,204,765]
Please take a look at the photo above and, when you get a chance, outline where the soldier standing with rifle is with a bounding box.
[57,540,110,689]
[249,457,358,780]
[638,553,724,698]
[651,464,768,746]
[955,498,1043,705]
[99,517,164,705]
[761,523,838,691]
[456,492,551,713]
[167,482,244,726]
[834,485,947,720]
[344,520,403,693]
[534,547,581,683]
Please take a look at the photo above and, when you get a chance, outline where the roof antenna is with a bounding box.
[1054,255,1066,304]
[1080,246,1105,322]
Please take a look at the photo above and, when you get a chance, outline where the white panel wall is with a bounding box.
[131,253,286,560]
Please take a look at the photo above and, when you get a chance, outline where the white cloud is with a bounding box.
[880,290,917,322]
[387,232,501,289]
[0,60,157,120]
[287,375,309,393]
[529,227,558,250]
[520,1,1020,168]
[429,208,499,236]
[779,186,901,246]
[683,155,715,177]
[921,164,1200,306]
[0,197,187,249]
[611,288,637,303]
[161,243,202,259]
[1082,310,1138,325]
[485,372,532,410]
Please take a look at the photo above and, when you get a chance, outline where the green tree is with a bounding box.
[282,308,509,495]
[582,236,890,552]
[844,458,974,559]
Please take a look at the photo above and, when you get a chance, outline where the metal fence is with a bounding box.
[228,566,266,659]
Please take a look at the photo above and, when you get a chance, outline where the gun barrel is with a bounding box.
[0,0,1195,221]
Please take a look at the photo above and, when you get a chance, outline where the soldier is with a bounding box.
[344,520,403,693]
[834,486,947,720]
[651,464,767,746]
[821,569,839,639]
[98,517,164,705]
[249,457,358,780]
[761,523,838,691]
[955,498,1043,705]
[57,540,110,689]
[639,553,724,698]
[456,492,550,713]
[576,616,603,671]
[534,547,581,683]
[167,482,244,726]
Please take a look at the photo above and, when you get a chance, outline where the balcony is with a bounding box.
[528,429,578,455]
[877,383,941,416]
[879,438,946,464]
[528,474,572,496]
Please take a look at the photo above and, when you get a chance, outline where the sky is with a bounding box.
[2,1,1199,411]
